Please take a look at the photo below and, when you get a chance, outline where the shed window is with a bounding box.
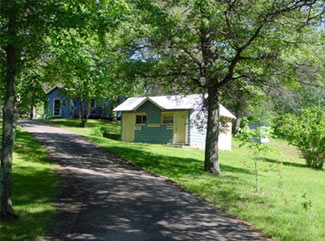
[162,113,173,124]
[136,115,147,124]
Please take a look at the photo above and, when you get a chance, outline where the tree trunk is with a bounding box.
[204,86,221,175]
[233,91,243,134]
[80,101,89,127]
[254,159,259,192]
[81,114,88,127]
[1,10,18,220]
[29,105,34,120]
[234,118,241,134]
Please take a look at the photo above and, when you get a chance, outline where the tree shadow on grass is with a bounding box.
[103,132,120,140]
[38,118,82,127]
[6,169,73,241]
[1,129,59,241]
[14,131,50,161]
[262,157,308,169]
[0,209,56,241]
[102,145,264,208]
[107,145,253,177]
[90,134,253,177]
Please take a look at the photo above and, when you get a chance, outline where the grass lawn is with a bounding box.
[42,118,325,241]
[0,121,60,241]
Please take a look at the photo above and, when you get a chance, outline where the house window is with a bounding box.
[162,113,173,124]
[136,114,147,124]
[91,99,96,108]
[53,99,61,116]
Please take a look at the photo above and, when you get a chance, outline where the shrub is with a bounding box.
[278,107,325,169]
[91,126,104,137]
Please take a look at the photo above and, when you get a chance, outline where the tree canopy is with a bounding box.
[125,0,325,174]
[0,0,127,220]
[279,107,325,169]
[1,0,325,220]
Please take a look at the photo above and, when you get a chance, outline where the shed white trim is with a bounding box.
[113,94,236,119]
[133,97,166,111]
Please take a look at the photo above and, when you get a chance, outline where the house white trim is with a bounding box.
[114,94,236,119]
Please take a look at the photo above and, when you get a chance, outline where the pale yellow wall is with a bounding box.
[171,111,188,144]
[122,113,135,142]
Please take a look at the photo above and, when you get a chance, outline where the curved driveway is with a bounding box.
[21,121,266,241]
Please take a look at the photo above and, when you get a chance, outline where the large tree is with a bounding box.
[0,0,126,220]
[129,0,324,175]
[43,28,139,126]
[271,40,325,115]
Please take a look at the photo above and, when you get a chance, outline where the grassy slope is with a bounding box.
[0,122,60,241]
[42,119,325,241]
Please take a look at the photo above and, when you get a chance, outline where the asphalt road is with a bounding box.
[21,121,266,241]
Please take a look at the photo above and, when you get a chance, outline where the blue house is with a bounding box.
[114,94,236,150]
[45,87,112,119]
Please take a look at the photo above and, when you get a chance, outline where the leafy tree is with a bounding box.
[130,0,324,175]
[271,40,325,115]
[220,79,267,133]
[16,65,48,119]
[237,124,274,192]
[224,32,325,130]
[0,0,127,220]
[44,47,110,126]
[278,107,325,169]
[43,29,139,126]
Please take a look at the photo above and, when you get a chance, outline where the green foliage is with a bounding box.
[91,126,105,137]
[16,76,47,118]
[127,0,325,173]
[41,5,138,125]
[0,0,129,218]
[279,107,325,169]
[237,124,275,192]
[271,39,325,115]
[0,0,129,121]
[301,192,313,212]
[237,124,274,153]
[129,0,324,92]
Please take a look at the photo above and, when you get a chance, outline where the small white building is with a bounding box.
[113,94,236,150]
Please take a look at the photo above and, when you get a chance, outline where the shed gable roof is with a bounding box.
[113,94,236,119]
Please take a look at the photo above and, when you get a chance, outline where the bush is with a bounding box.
[91,126,104,137]
[278,108,325,169]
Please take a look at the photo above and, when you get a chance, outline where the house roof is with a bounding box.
[46,86,60,95]
[45,85,69,95]
[113,94,236,119]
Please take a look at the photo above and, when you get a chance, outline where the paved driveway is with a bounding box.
[21,121,266,241]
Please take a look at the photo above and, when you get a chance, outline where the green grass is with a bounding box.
[0,121,60,241]
[42,119,325,241]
